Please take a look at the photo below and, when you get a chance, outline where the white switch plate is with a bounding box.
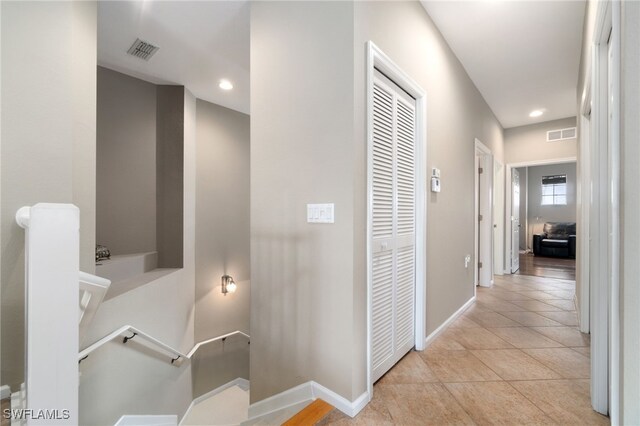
[307,203,334,223]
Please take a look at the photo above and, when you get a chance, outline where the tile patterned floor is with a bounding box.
[318,274,609,425]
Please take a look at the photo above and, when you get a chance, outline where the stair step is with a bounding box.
[282,399,334,426]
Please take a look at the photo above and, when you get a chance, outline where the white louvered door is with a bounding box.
[371,70,416,383]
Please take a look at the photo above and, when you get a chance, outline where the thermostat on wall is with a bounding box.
[431,168,441,192]
[431,177,441,193]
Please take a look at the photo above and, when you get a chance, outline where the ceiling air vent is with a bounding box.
[547,127,577,142]
[126,38,159,61]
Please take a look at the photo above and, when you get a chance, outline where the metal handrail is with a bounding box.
[78,326,249,365]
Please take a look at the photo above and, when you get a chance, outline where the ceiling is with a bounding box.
[99,1,585,127]
[98,1,249,114]
[421,1,585,129]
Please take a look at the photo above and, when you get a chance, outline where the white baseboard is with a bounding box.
[0,385,10,400]
[115,415,177,426]
[180,377,250,425]
[311,382,368,418]
[247,381,369,421]
[247,382,314,420]
[425,295,476,347]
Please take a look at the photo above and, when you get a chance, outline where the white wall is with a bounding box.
[526,163,577,242]
[195,100,250,342]
[1,1,97,389]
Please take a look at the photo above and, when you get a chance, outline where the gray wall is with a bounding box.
[527,163,577,242]
[156,86,185,268]
[251,1,504,404]
[97,67,157,255]
[195,100,250,341]
[505,117,577,164]
[1,1,97,389]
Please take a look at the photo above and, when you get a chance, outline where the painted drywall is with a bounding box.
[526,162,577,244]
[620,3,640,421]
[353,0,505,396]
[251,0,504,404]
[1,1,97,389]
[505,117,577,165]
[97,67,157,255]
[516,167,528,250]
[80,271,194,425]
[80,88,197,424]
[251,1,356,403]
[194,100,250,342]
[157,86,185,268]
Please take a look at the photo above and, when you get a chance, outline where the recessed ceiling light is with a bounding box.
[219,79,233,91]
[529,110,544,118]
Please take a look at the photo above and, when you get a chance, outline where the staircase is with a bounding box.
[12,204,251,425]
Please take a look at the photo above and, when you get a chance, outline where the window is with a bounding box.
[541,175,567,205]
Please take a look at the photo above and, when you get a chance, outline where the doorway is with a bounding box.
[474,139,493,287]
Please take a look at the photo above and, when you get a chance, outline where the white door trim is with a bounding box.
[590,0,620,419]
[493,159,505,276]
[474,139,493,287]
[590,1,620,424]
[578,42,592,336]
[366,41,427,398]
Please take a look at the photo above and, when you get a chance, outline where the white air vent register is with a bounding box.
[127,38,159,61]
[547,127,576,142]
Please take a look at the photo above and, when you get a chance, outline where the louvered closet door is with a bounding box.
[371,70,416,383]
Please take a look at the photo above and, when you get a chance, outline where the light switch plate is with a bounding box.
[307,203,334,223]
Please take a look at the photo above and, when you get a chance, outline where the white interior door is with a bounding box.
[511,169,520,273]
[371,70,416,383]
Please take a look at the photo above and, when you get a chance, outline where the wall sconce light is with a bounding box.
[221,275,237,295]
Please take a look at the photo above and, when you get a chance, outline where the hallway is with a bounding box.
[318,274,608,425]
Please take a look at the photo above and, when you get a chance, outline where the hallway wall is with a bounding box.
[251,0,504,405]
[0,1,97,389]
[353,0,505,395]
[505,117,577,164]
[250,1,357,403]
[195,99,250,341]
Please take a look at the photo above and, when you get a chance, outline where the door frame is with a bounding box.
[589,0,620,418]
[493,159,505,276]
[578,73,591,336]
[365,41,427,398]
[503,158,577,275]
[510,166,522,273]
[474,139,493,287]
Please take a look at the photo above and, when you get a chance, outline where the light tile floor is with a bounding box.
[318,274,609,425]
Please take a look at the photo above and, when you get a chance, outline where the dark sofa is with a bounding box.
[533,222,576,258]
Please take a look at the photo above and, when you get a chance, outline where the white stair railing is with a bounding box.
[79,328,249,365]
[79,271,111,339]
[17,204,80,425]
